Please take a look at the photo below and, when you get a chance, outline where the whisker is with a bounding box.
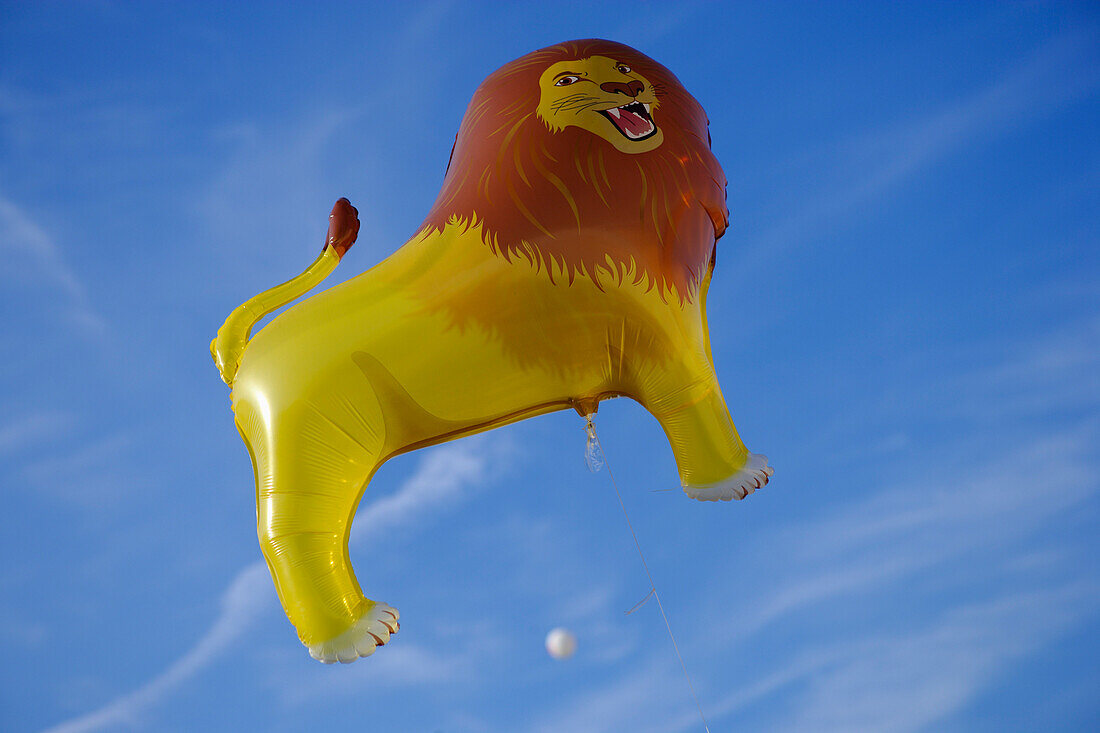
[551,93,593,104]
[551,93,589,108]
[552,95,601,112]
[553,97,606,111]
[569,100,608,114]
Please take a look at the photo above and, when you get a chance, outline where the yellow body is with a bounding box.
[227,222,759,656]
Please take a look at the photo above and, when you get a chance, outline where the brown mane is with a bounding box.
[419,39,728,302]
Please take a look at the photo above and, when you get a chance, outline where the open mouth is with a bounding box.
[598,101,658,141]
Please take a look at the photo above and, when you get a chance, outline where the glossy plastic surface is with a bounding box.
[214,39,771,662]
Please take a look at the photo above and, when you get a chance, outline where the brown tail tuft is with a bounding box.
[326,198,360,259]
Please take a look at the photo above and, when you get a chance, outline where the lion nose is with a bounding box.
[600,80,645,97]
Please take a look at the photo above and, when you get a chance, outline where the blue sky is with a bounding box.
[2,1,1098,731]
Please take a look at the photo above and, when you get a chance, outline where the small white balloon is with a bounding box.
[545,627,577,659]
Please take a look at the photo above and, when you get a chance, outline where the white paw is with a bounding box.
[683,453,773,502]
[308,602,400,664]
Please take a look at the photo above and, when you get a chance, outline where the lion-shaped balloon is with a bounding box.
[212,39,772,664]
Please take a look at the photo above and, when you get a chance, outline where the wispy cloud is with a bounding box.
[762,584,1097,733]
[467,512,643,665]
[611,2,703,48]
[272,636,491,708]
[18,433,137,506]
[522,312,1100,733]
[527,657,687,733]
[40,440,501,733]
[739,31,1100,273]
[518,422,1098,733]
[0,195,83,298]
[0,194,106,337]
[196,109,361,277]
[716,425,1097,642]
[697,334,1099,730]
[955,315,1100,418]
[349,439,494,545]
[196,2,463,286]
[697,318,1100,666]
[638,583,1098,733]
[0,411,75,457]
[41,563,271,733]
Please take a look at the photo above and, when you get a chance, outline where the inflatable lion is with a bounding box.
[213,39,772,664]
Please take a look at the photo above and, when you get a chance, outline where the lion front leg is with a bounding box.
[636,354,772,501]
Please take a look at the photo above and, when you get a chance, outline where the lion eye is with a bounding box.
[616,64,632,74]
[555,75,580,86]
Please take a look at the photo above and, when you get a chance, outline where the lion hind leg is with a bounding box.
[235,383,399,663]
[309,602,400,664]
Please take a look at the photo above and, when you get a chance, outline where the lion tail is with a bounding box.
[211,198,360,387]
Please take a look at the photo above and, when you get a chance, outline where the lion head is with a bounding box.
[419,39,728,302]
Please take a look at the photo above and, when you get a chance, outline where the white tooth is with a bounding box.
[643,103,651,113]
[608,108,621,119]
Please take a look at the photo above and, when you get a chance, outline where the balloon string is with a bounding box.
[625,588,654,615]
[586,416,712,733]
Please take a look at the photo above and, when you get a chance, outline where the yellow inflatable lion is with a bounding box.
[213,39,772,664]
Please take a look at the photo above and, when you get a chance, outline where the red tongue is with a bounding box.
[615,108,650,137]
